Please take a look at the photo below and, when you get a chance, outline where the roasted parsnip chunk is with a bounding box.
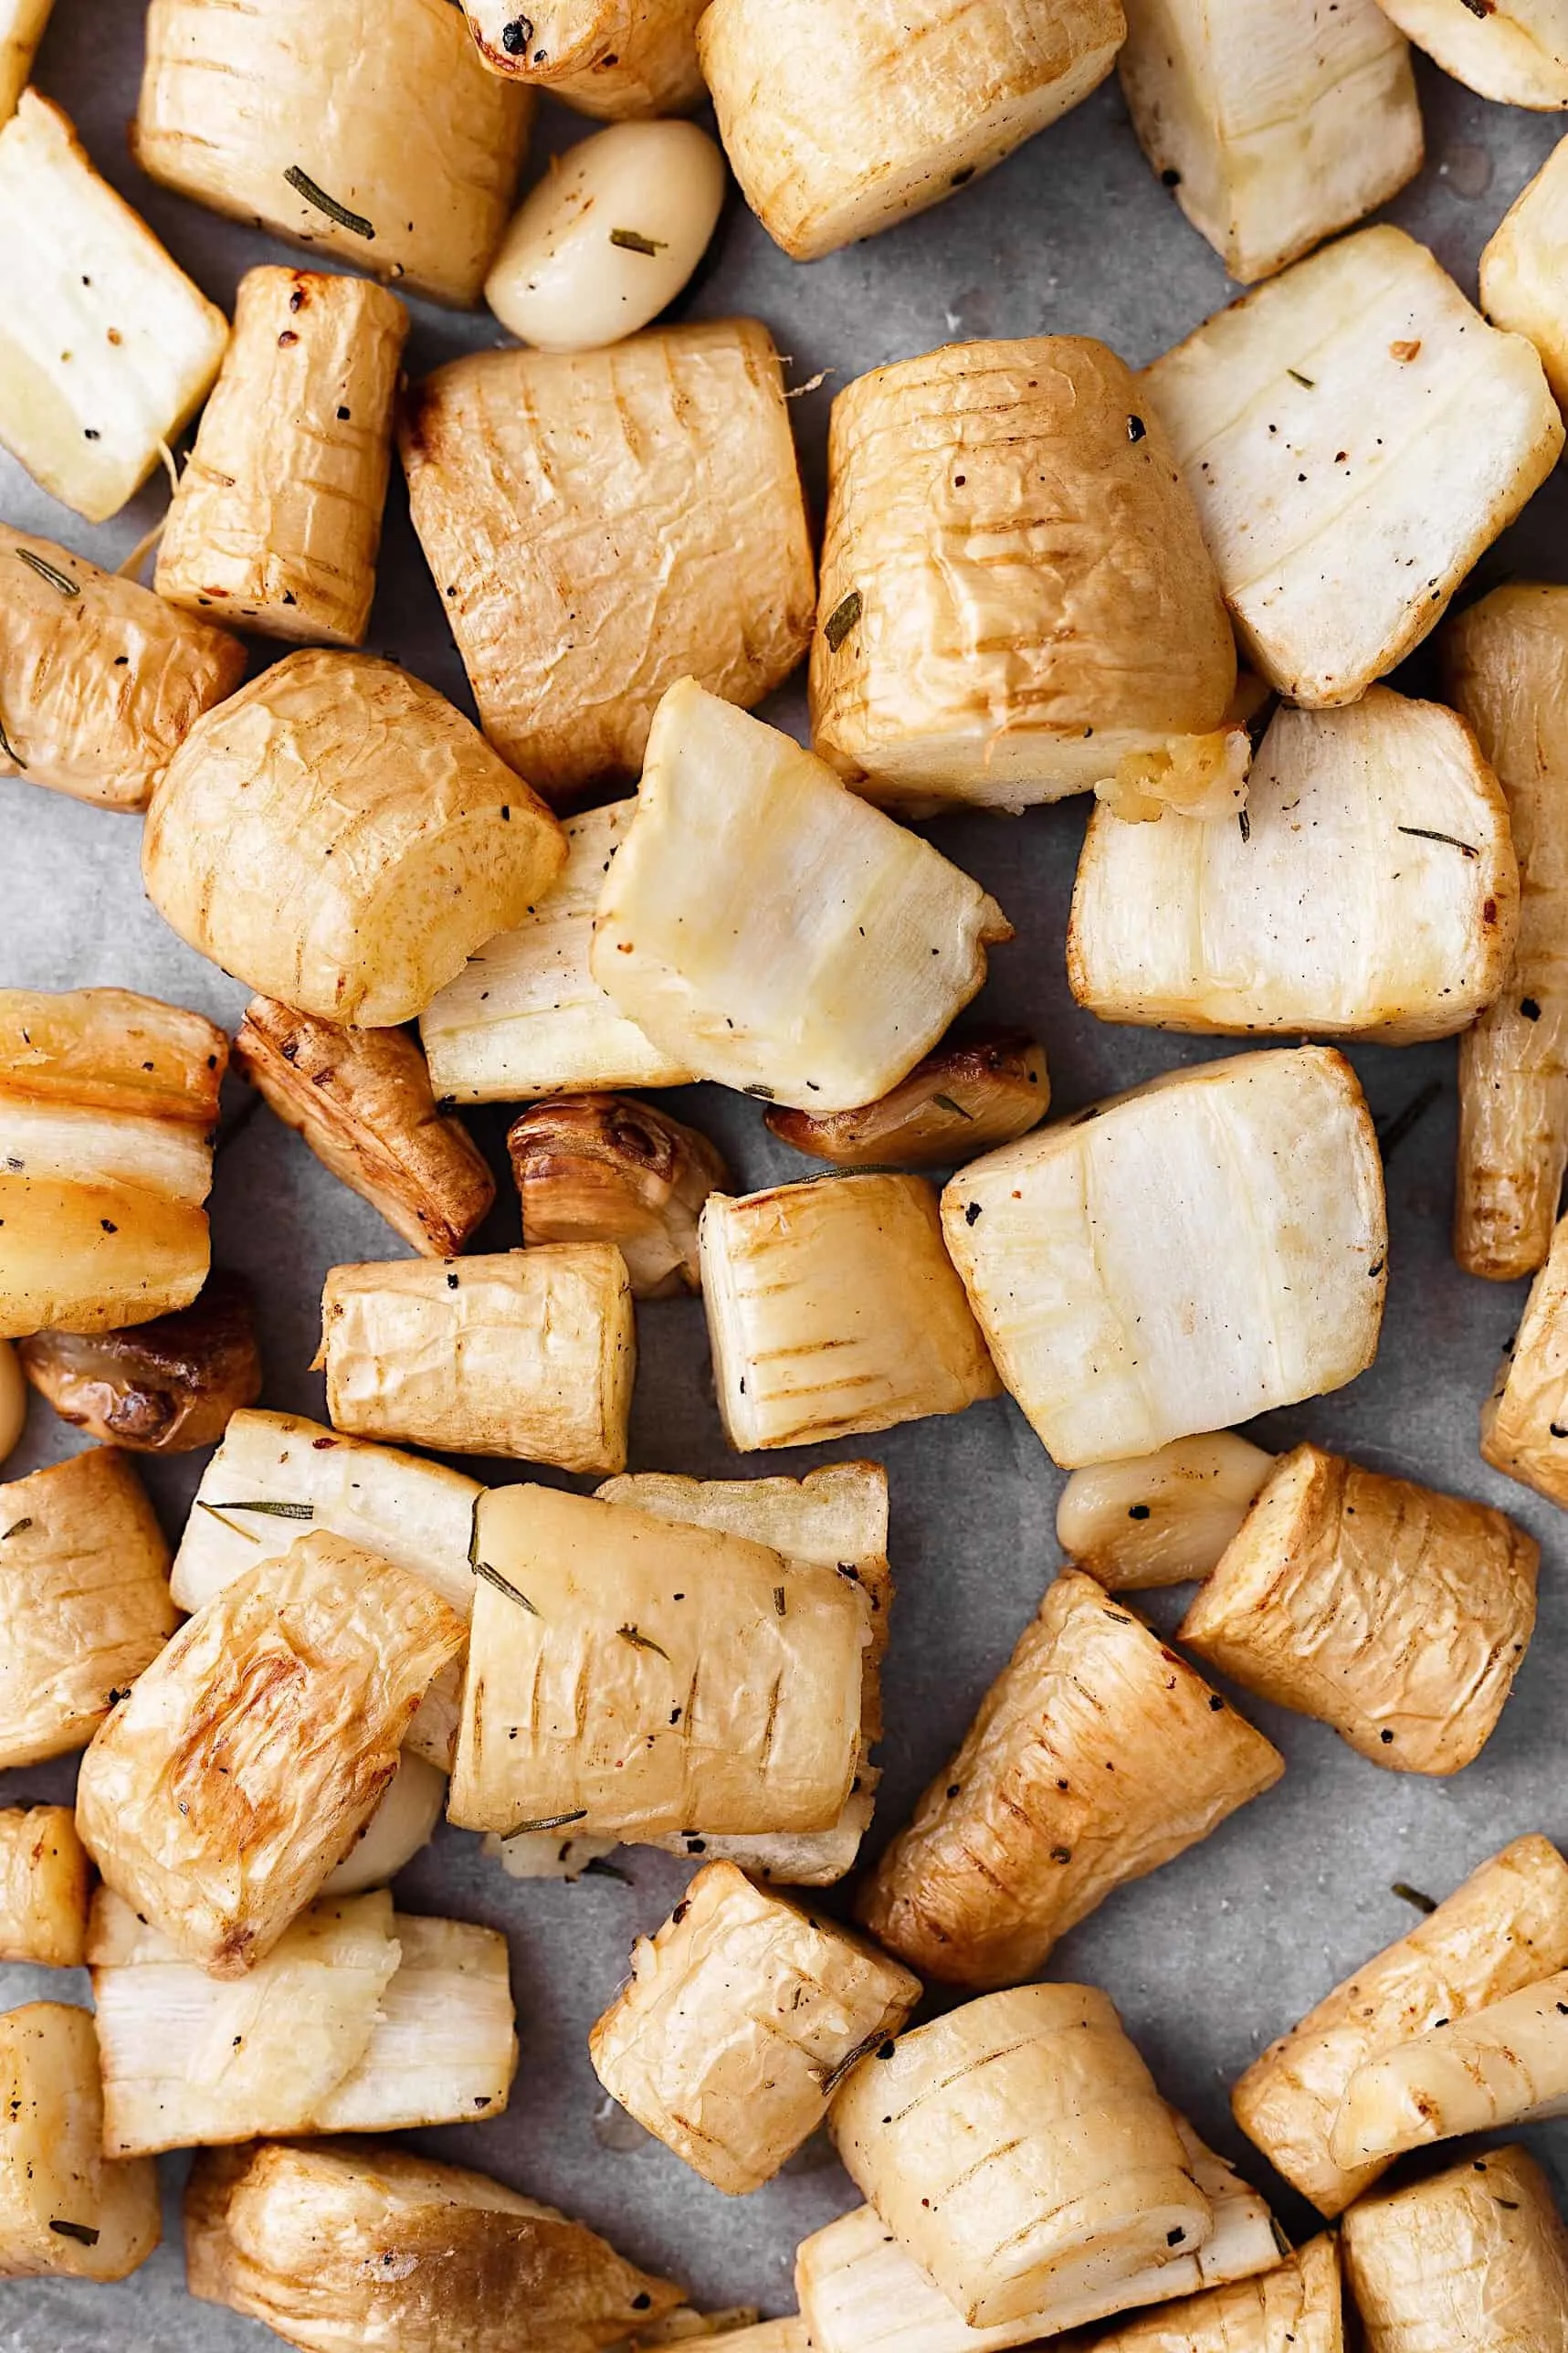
[143,649,565,1029]
[0,1339,21,1466]
[1068,690,1518,1040]
[237,999,495,1258]
[318,1247,634,1473]
[156,267,408,646]
[1057,1433,1275,1592]
[449,1483,868,1841]
[0,1806,90,1968]
[1179,1443,1538,1774]
[1481,1210,1568,1505]
[831,1986,1211,2330]
[0,1447,175,1771]
[1373,0,1568,104]
[1142,227,1563,706]
[1338,1968,1568,2167]
[1232,1831,1568,2214]
[858,1570,1281,1988]
[19,1271,261,1452]
[461,0,707,116]
[400,326,815,800]
[0,0,53,123]
[1342,2145,1568,2353]
[1444,586,1568,1280]
[510,1096,726,1300]
[1088,2233,1342,2353]
[767,1035,1049,1170]
[75,1531,465,1976]
[135,0,532,307]
[942,1048,1385,1466]
[809,339,1237,814]
[0,2003,159,2282]
[0,91,228,522]
[699,0,1124,260]
[0,985,226,1337]
[323,1750,447,1894]
[1483,136,1568,411]
[594,683,1011,1112]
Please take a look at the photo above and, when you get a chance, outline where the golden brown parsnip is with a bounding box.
[1087,2232,1343,2353]
[1482,134,1568,410]
[765,1035,1049,1170]
[1057,1433,1275,1592]
[156,267,408,646]
[1331,1965,1568,2168]
[0,1340,20,1467]
[19,1271,261,1452]
[1373,0,1568,106]
[1342,2145,1568,2353]
[0,1806,90,1967]
[0,2003,159,2282]
[460,0,707,115]
[0,0,53,124]
[509,1095,726,1299]
[1481,1210,1568,1505]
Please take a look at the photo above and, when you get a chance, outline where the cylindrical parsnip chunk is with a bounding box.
[831,1986,1211,2330]
[1179,1443,1538,1774]
[810,339,1236,814]
[700,1175,1000,1451]
[942,1048,1385,1467]
[699,0,1124,260]
[461,0,707,116]
[1057,1433,1275,1592]
[143,650,565,1028]
[1089,2233,1343,2353]
[1232,1832,1568,2215]
[0,2003,159,2282]
[510,1095,726,1300]
[134,0,533,307]
[858,1571,1281,1989]
[1373,0,1568,105]
[318,1247,635,1473]
[156,267,407,646]
[449,1483,868,1841]
[1342,2146,1568,2353]
[589,1861,920,2193]
[1331,1966,1568,2168]
[1482,1212,1568,1505]
[0,1806,90,1967]
[767,1034,1049,1170]
[1482,136,1568,410]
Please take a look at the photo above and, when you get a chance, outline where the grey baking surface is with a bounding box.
[5,6,1568,2348]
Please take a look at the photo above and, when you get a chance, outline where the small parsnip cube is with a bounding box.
[0,0,53,124]
[1481,1209,1568,1506]
[0,2003,159,2282]
[1331,1966,1568,2169]
[1088,2233,1343,2353]
[460,0,707,116]
[1482,134,1568,411]
[1342,2146,1568,2353]
[0,1806,90,1968]
[1056,1433,1275,1592]
[1373,0,1568,106]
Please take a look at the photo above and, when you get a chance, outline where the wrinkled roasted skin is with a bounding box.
[1374,0,1568,105]
[19,1270,262,1451]
[767,1034,1049,1169]
[1482,144,1568,410]
[857,1571,1281,1988]
[1088,2232,1343,2353]
[510,1094,727,1299]
[1057,1433,1275,1592]
[0,2002,161,2282]
[0,1,54,124]
[0,1804,89,1967]
[1481,1213,1568,1504]
[460,0,707,115]
[1331,1963,1568,2168]
[1342,2146,1568,2353]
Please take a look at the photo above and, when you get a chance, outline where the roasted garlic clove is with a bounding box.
[765,1034,1049,1169]
[18,1271,262,1452]
[323,1751,447,1895]
[1056,1432,1276,1592]
[0,1805,91,1968]
[509,1094,727,1299]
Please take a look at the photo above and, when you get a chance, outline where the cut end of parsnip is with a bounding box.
[1342,2147,1568,2353]
[1373,0,1568,107]
[1482,132,1568,411]
[0,2003,160,2283]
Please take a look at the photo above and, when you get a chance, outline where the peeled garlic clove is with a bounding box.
[1057,1431,1275,1591]
[765,1032,1048,1170]
[509,1093,727,1299]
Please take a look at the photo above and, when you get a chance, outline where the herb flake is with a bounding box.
[1392,1881,1437,1915]
[49,2220,100,2246]
[503,1810,588,1839]
[206,1499,314,1521]
[284,165,375,240]
[818,2027,893,2099]
[608,227,667,256]
[618,1623,670,1659]
[1287,368,1316,387]
[473,1556,539,1614]
[824,589,863,652]
[931,1092,974,1121]
[1,1517,33,1541]
[1397,825,1479,859]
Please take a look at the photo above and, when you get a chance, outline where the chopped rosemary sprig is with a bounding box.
[1286,368,1315,388]
[1392,1881,1437,1915]
[284,165,375,241]
[824,589,863,652]
[503,1810,588,1839]
[473,1556,539,1614]
[205,1499,314,1520]
[48,2220,100,2246]
[1397,825,1478,858]
[1,1517,33,1541]
[817,2027,891,2099]
[16,546,79,596]
[931,1092,974,1120]
[609,227,667,256]
[773,1585,787,1616]
[618,1623,670,1659]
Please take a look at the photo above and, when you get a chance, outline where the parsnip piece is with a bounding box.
[510,1096,727,1300]
[832,1985,1211,2331]
[134,0,533,307]
[449,1482,868,1841]
[809,339,1237,814]
[488,1827,619,1882]
[315,1914,516,2132]
[1481,1212,1568,1505]
[1232,1832,1568,2215]
[698,0,1124,261]
[143,649,565,1029]
[767,1035,1049,1171]
[1373,0,1568,105]
[1120,0,1421,284]
[0,91,228,522]
[1087,2233,1342,2353]
[1331,1966,1568,2168]
[461,0,706,116]
[0,1339,21,1466]
[1179,1443,1538,1774]
[941,1047,1385,1467]
[669,2327,806,2353]
[318,1246,635,1473]
[1142,226,1563,705]
[0,1806,90,1968]
[400,326,814,800]
[0,1448,175,1771]
[1342,2145,1568,2353]
[75,1531,465,1977]
[1057,1433,1275,1592]
[19,1271,261,1452]
[1482,137,1568,411]
[0,0,52,124]
[323,1751,447,1893]
[1068,690,1519,1040]
[0,986,226,1337]
[0,2003,159,2282]
[156,267,408,647]
[1444,586,1568,1280]
[593,682,1011,1112]
[237,999,495,1258]
[858,1570,1281,1988]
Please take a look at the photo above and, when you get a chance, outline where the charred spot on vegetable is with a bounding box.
[963,1201,983,1225]
[1380,1728,1395,1744]
[609,229,668,257]
[1126,416,1147,444]
[500,14,533,50]
[824,590,863,653]
[1392,1881,1437,1914]
[14,547,79,596]
[773,1586,787,1616]
[284,165,375,242]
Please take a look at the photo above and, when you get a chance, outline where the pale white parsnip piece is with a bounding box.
[312,1914,517,2133]
[1057,1433,1275,1592]
[0,1806,90,1967]
[1483,136,1568,408]
[1342,2145,1568,2353]
[0,0,52,123]
[1142,227,1563,705]
[1481,1210,1568,1504]
[1331,1967,1568,2167]
[1374,0,1568,104]
[1086,2233,1343,2353]
[461,0,707,116]
[323,1750,447,1892]
[0,2003,159,2282]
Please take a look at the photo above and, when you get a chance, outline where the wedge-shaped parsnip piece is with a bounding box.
[450,1483,868,1841]
[1331,1966,1568,2168]
[156,267,407,646]
[0,985,226,1337]
[0,0,53,124]
[942,1048,1385,1466]
[0,1806,90,1967]
[1483,1216,1568,1504]
[1445,586,1568,1281]
[76,1530,465,1977]
[143,649,565,1029]
[594,683,1011,1112]
[1089,2233,1342,2353]
[1232,1831,1568,2215]
[1069,690,1518,1040]
[1057,1433,1275,1592]
[858,1570,1281,1988]
[1143,227,1563,706]
[401,326,814,800]
[135,0,532,307]
[699,0,1123,261]
[323,1750,447,1894]
[460,0,707,115]
[319,1246,634,1473]
[0,1448,175,1771]
[237,999,495,1258]
[510,1096,726,1300]
[1483,137,1568,411]
[1342,2145,1568,2353]
[767,1035,1049,1171]
[0,92,228,522]
[809,339,1237,815]
[1179,1442,1538,1774]
[186,2137,684,2353]
[20,1271,261,1452]
[590,1862,919,2193]
[0,2003,159,2282]
[1374,0,1568,104]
